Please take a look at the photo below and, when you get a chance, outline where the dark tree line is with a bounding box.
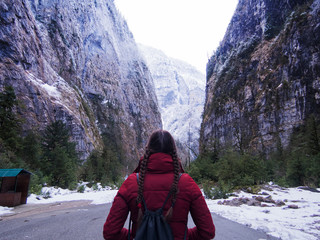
[188,114,320,198]
[0,86,123,192]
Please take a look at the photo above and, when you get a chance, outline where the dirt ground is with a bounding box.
[0,200,92,221]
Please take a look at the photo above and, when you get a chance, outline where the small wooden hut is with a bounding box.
[0,169,32,207]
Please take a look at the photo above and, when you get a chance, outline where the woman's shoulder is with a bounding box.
[117,173,138,196]
[124,173,138,186]
[179,173,196,183]
[179,173,201,194]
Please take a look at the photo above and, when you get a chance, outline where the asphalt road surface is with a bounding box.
[0,201,280,240]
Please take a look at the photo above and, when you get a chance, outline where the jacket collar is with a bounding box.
[133,152,184,174]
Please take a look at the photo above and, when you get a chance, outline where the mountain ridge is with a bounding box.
[0,0,162,166]
[139,44,206,161]
[201,0,320,154]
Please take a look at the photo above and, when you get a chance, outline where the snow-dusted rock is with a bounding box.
[0,0,161,163]
[139,44,205,160]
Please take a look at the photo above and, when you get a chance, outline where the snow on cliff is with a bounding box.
[139,44,206,159]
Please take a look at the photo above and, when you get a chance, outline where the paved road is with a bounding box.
[0,201,279,240]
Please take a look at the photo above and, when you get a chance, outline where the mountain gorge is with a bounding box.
[0,0,161,166]
[139,45,206,162]
[201,0,320,155]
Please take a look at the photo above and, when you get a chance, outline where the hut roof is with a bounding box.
[0,169,32,177]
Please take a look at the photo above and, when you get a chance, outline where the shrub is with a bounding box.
[275,176,289,188]
[29,172,44,195]
[187,163,201,183]
[77,185,85,193]
[43,191,51,199]
[203,180,215,199]
[213,149,264,188]
[92,183,98,191]
[29,182,43,195]
[202,180,232,200]
[212,182,233,200]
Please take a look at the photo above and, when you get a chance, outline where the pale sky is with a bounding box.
[114,0,238,73]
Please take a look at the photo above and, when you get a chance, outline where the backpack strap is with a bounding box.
[160,187,173,210]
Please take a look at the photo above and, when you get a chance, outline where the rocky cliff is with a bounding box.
[201,0,320,154]
[139,45,205,162]
[0,0,162,164]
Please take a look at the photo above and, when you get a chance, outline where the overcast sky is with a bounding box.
[114,0,238,73]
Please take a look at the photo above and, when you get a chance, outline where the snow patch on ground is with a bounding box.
[0,206,13,215]
[27,183,118,205]
[1,183,319,240]
[205,185,320,240]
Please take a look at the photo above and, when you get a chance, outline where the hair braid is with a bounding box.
[171,150,180,203]
[165,149,180,221]
[136,148,150,226]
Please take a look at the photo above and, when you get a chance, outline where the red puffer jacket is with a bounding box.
[103,153,215,240]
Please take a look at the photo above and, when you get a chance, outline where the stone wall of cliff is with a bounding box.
[201,0,320,154]
[0,0,162,165]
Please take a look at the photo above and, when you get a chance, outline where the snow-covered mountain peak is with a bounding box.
[139,44,206,161]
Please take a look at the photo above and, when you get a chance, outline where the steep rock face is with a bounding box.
[0,0,162,164]
[201,0,320,154]
[139,45,205,161]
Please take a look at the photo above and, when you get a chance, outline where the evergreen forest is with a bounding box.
[1,86,319,197]
[0,86,123,193]
[188,115,320,198]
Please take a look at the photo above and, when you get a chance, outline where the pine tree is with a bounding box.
[81,150,104,182]
[81,134,123,185]
[21,131,42,170]
[101,138,121,183]
[304,115,320,186]
[286,153,306,186]
[41,120,79,188]
[305,114,320,155]
[0,86,21,151]
[0,86,25,168]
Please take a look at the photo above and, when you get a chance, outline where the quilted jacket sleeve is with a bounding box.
[103,192,129,240]
[186,176,215,240]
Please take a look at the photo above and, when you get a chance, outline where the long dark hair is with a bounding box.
[136,130,181,223]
